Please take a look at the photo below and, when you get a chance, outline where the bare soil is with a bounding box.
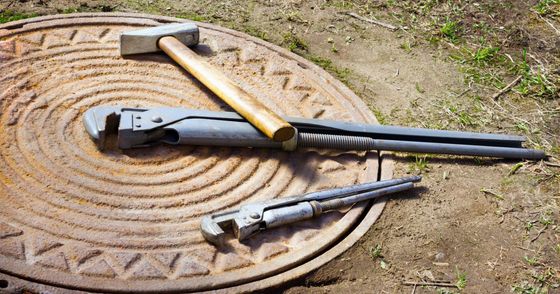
[1,0,559,293]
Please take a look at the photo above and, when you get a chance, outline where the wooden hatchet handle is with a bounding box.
[158,36,295,142]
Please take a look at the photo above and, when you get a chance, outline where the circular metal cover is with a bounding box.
[0,13,388,292]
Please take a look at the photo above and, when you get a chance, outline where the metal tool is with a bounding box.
[120,23,295,141]
[83,106,547,160]
[200,176,421,245]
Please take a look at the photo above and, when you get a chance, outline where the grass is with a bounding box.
[400,39,414,53]
[512,267,556,293]
[512,49,557,98]
[369,244,383,259]
[524,256,540,266]
[408,155,430,174]
[176,11,210,22]
[534,0,560,16]
[308,55,352,84]
[323,0,355,9]
[330,43,338,53]
[440,20,459,42]
[455,269,467,290]
[525,221,535,231]
[472,46,500,65]
[512,282,547,294]
[449,46,506,89]
[379,259,389,270]
[480,188,505,201]
[3,1,558,291]
[447,45,557,102]
[284,10,306,24]
[0,10,38,23]
[437,98,481,128]
[509,162,524,175]
[242,25,269,41]
[348,0,559,165]
[539,211,553,226]
[282,31,308,52]
[370,106,388,125]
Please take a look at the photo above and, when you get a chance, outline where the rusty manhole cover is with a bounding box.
[0,13,391,293]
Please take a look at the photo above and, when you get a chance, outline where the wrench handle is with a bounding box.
[158,36,295,142]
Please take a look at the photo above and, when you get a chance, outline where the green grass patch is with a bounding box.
[322,0,354,9]
[176,12,210,22]
[455,269,467,290]
[0,10,38,24]
[449,105,475,126]
[449,45,507,89]
[408,155,430,173]
[440,20,459,42]
[534,0,560,16]
[308,55,351,84]
[512,281,547,294]
[524,255,540,266]
[513,49,557,98]
[400,40,413,53]
[368,244,383,260]
[415,82,425,94]
[438,98,482,128]
[59,4,113,14]
[284,10,306,24]
[243,25,269,41]
[509,162,524,175]
[282,32,308,52]
[370,106,388,124]
[472,46,500,65]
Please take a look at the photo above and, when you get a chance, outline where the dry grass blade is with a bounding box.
[481,188,505,200]
[492,75,522,100]
[530,226,547,243]
[545,161,560,168]
[347,12,398,31]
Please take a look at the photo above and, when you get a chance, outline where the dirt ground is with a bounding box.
[1,0,559,293]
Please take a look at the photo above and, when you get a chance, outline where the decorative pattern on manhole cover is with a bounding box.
[0,13,381,292]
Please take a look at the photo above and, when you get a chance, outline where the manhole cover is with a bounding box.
[0,13,391,293]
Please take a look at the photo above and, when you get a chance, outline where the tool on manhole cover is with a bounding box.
[0,13,386,292]
[200,176,421,245]
[120,23,295,142]
[83,106,546,160]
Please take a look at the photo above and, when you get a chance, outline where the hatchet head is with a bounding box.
[120,23,199,55]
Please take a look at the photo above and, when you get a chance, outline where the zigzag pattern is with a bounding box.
[0,218,322,280]
[0,24,358,284]
[3,27,338,120]
[15,28,112,55]
[0,221,216,279]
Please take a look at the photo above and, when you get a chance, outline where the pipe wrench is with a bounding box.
[200,176,421,245]
[83,106,546,159]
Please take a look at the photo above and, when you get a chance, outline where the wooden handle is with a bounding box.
[158,36,295,142]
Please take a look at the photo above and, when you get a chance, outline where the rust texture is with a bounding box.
[0,13,381,292]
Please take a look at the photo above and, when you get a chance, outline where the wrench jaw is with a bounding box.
[199,210,242,246]
[200,216,227,246]
[199,204,267,246]
[231,204,269,241]
[83,106,167,149]
[83,106,126,150]
[232,215,261,242]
